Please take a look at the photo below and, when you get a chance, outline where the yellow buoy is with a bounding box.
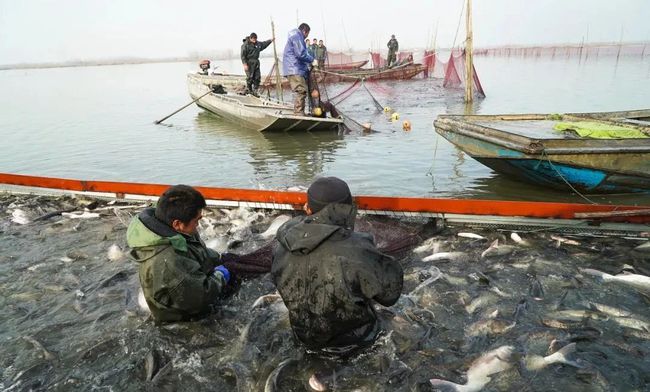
[402,120,412,131]
[383,106,391,113]
[391,113,400,121]
[313,107,323,117]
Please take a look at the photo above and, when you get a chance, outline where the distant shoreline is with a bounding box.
[2,41,648,71]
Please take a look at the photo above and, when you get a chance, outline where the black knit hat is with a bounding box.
[307,177,353,213]
[249,32,257,39]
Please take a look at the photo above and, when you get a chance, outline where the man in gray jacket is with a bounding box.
[271,177,403,353]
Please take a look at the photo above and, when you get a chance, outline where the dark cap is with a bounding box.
[250,32,257,39]
[307,177,353,213]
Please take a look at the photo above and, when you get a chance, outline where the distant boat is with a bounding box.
[434,110,650,193]
[324,60,369,71]
[311,63,427,84]
[187,74,343,132]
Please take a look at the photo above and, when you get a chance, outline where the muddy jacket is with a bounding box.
[240,38,272,65]
[126,208,227,322]
[315,45,327,61]
[387,38,399,54]
[283,28,314,77]
[271,203,403,350]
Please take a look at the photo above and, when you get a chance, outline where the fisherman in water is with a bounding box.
[126,185,235,322]
[271,177,403,354]
[283,22,318,115]
[241,32,274,97]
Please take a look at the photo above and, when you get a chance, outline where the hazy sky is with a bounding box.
[1,0,649,64]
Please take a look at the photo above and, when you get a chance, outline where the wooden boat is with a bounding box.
[187,74,343,132]
[311,63,427,84]
[434,111,650,194]
[324,60,369,71]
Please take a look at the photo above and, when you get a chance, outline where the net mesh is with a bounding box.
[475,43,649,58]
[442,49,486,98]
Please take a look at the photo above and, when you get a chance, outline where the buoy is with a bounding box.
[391,113,400,121]
[313,107,323,117]
[383,106,391,113]
[402,120,412,131]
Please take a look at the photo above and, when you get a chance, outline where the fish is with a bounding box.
[205,236,228,254]
[634,241,650,253]
[107,244,124,261]
[580,268,650,295]
[458,232,486,240]
[61,211,101,219]
[423,252,467,262]
[264,359,299,392]
[550,235,581,247]
[11,209,29,225]
[413,237,441,254]
[308,373,328,391]
[138,288,151,313]
[251,293,283,309]
[409,267,443,295]
[528,276,544,300]
[481,239,516,258]
[523,343,585,371]
[429,345,516,392]
[22,335,56,361]
[466,318,516,337]
[510,232,530,246]
[258,215,291,239]
[587,302,632,317]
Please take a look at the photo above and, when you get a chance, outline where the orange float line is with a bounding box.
[1,172,649,223]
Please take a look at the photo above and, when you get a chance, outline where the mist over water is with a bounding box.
[0,55,649,204]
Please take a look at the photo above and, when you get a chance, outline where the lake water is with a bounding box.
[1,54,649,204]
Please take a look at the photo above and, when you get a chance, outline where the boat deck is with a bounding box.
[474,120,562,139]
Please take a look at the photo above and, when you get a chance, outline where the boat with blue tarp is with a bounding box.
[433,110,650,193]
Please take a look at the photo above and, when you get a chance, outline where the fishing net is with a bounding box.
[223,215,429,277]
[370,53,386,69]
[476,43,648,58]
[442,49,486,98]
[422,51,448,79]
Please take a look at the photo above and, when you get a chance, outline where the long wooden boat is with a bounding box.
[434,111,650,194]
[187,74,342,132]
[1,173,649,227]
[324,60,369,71]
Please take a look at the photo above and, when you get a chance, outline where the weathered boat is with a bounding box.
[434,111,650,193]
[187,73,343,132]
[311,63,427,84]
[324,60,369,71]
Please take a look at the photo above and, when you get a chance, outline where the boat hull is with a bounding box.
[188,74,342,132]
[434,112,650,193]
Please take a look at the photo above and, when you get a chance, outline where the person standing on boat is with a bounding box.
[283,23,318,115]
[126,185,235,322]
[387,34,399,67]
[271,177,403,354]
[316,40,328,69]
[241,32,273,97]
[309,38,318,58]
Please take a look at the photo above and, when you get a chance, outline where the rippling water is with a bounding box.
[1,55,649,205]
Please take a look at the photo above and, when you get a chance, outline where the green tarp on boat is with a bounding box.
[554,121,648,139]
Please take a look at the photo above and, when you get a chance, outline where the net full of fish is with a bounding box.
[1,193,650,391]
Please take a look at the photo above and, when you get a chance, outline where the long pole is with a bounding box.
[464,0,473,103]
[154,89,212,124]
[271,19,283,102]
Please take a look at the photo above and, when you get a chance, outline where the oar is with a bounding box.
[154,89,213,124]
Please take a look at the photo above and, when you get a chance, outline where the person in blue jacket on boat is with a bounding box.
[283,23,318,115]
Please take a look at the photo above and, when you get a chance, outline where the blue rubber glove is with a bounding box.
[213,265,230,284]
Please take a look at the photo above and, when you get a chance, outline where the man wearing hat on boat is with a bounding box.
[126,185,235,322]
[283,23,318,115]
[241,32,273,97]
[387,34,399,68]
[271,176,403,354]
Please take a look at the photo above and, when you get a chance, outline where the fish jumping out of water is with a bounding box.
[458,232,486,240]
[580,268,650,296]
[258,215,291,239]
[523,342,585,371]
[430,345,516,392]
[481,239,515,258]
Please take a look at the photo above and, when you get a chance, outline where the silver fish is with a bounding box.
[581,268,650,296]
[423,252,467,262]
[251,293,283,309]
[510,232,530,246]
[430,345,516,392]
[458,232,486,240]
[481,239,516,258]
[523,343,585,371]
[634,241,650,253]
[259,215,291,239]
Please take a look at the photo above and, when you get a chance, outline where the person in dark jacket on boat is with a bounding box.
[271,177,403,354]
[126,185,235,322]
[241,32,273,96]
[283,23,317,115]
[387,34,399,67]
[315,40,328,69]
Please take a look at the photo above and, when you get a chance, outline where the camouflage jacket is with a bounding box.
[126,208,227,322]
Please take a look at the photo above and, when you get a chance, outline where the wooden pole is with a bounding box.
[464,0,473,103]
[154,89,212,124]
[271,19,283,102]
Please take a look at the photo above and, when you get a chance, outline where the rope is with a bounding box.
[451,0,466,50]
[539,150,597,204]
[361,79,385,111]
[426,132,441,190]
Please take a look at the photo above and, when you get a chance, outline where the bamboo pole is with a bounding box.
[464,0,473,103]
[271,19,283,103]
